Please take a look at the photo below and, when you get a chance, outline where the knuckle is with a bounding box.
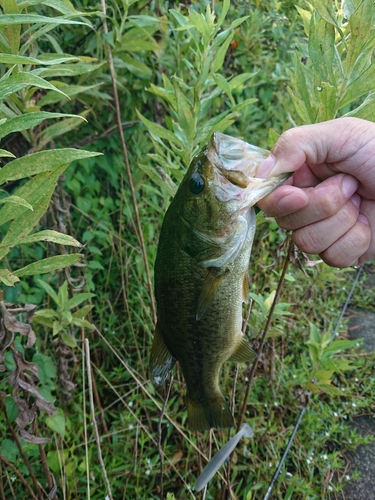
[293,228,322,254]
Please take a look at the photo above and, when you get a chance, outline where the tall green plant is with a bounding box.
[291,0,375,123]
[137,0,258,195]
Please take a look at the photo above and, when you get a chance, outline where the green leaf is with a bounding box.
[19,230,81,247]
[32,353,57,383]
[0,14,89,26]
[38,83,103,106]
[0,195,33,211]
[309,17,335,83]
[0,149,101,184]
[0,72,69,101]
[14,254,83,277]
[0,439,19,463]
[0,149,15,158]
[45,409,65,436]
[137,111,184,148]
[189,10,210,43]
[174,84,194,144]
[33,308,59,319]
[0,166,67,258]
[345,0,374,71]
[60,331,77,348]
[309,322,322,344]
[322,339,359,357]
[229,72,258,90]
[316,383,344,396]
[65,292,95,310]
[268,128,280,149]
[215,0,230,33]
[339,64,375,109]
[0,269,20,286]
[72,318,93,329]
[137,162,177,197]
[312,369,334,380]
[57,281,68,309]
[343,92,375,120]
[213,73,235,106]
[230,15,250,29]
[0,53,79,66]
[169,9,189,28]
[120,54,152,78]
[36,279,59,304]
[293,55,315,121]
[5,398,19,423]
[0,112,85,141]
[296,6,312,36]
[317,82,336,121]
[212,31,234,72]
[312,0,340,28]
[37,115,87,148]
[72,305,94,319]
[35,61,105,78]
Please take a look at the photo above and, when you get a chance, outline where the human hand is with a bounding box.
[257,117,375,267]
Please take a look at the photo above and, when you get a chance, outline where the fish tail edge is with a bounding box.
[187,394,234,431]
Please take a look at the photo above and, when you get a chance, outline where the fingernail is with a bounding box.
[342,175,358,198]
[257,155,276,177]
[358,214,369,225]
[351,193,361,208]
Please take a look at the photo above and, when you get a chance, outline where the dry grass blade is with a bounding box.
[0,455,39,500]
[88,356,198,498]
[84,339,113,500]
[92,325,233,490]
[99,0,157,326]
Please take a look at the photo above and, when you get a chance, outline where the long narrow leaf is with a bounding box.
[14,254,83,277]
[19,230,81,247]
[0,72,69,101]
[0,14,89,26]
[0,149,101,184]
[0,111,85,140]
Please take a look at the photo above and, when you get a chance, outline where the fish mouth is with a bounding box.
[208,132,291,206]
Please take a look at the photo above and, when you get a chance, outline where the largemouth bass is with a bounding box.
[149,132,289,431]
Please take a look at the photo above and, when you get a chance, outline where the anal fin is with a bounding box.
[228,336,257,363]
[149,324,176,386]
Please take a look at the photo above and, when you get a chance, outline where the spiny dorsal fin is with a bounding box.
[228,336,257,363]
[196,267,228,321]
[149,324,176,386]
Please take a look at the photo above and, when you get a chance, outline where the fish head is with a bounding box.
[176,132,291,234]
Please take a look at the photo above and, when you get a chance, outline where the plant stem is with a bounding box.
[0,455,39,500]
[100,0,157,326]
[85,338,114,500]
[236,236,293,432]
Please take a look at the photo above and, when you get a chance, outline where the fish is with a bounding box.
[149,132,290,431]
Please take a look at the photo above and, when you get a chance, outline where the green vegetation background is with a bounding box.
[0,0,374,499]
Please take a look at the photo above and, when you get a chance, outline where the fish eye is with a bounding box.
[189,172,206,195]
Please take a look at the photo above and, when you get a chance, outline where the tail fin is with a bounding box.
[186,394,234,431]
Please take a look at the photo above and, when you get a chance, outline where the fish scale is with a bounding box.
[149,132,290,431]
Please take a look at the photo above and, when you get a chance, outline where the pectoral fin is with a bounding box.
[229,336,257,363]
[196,267,228,321]
[149,324,176,386]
